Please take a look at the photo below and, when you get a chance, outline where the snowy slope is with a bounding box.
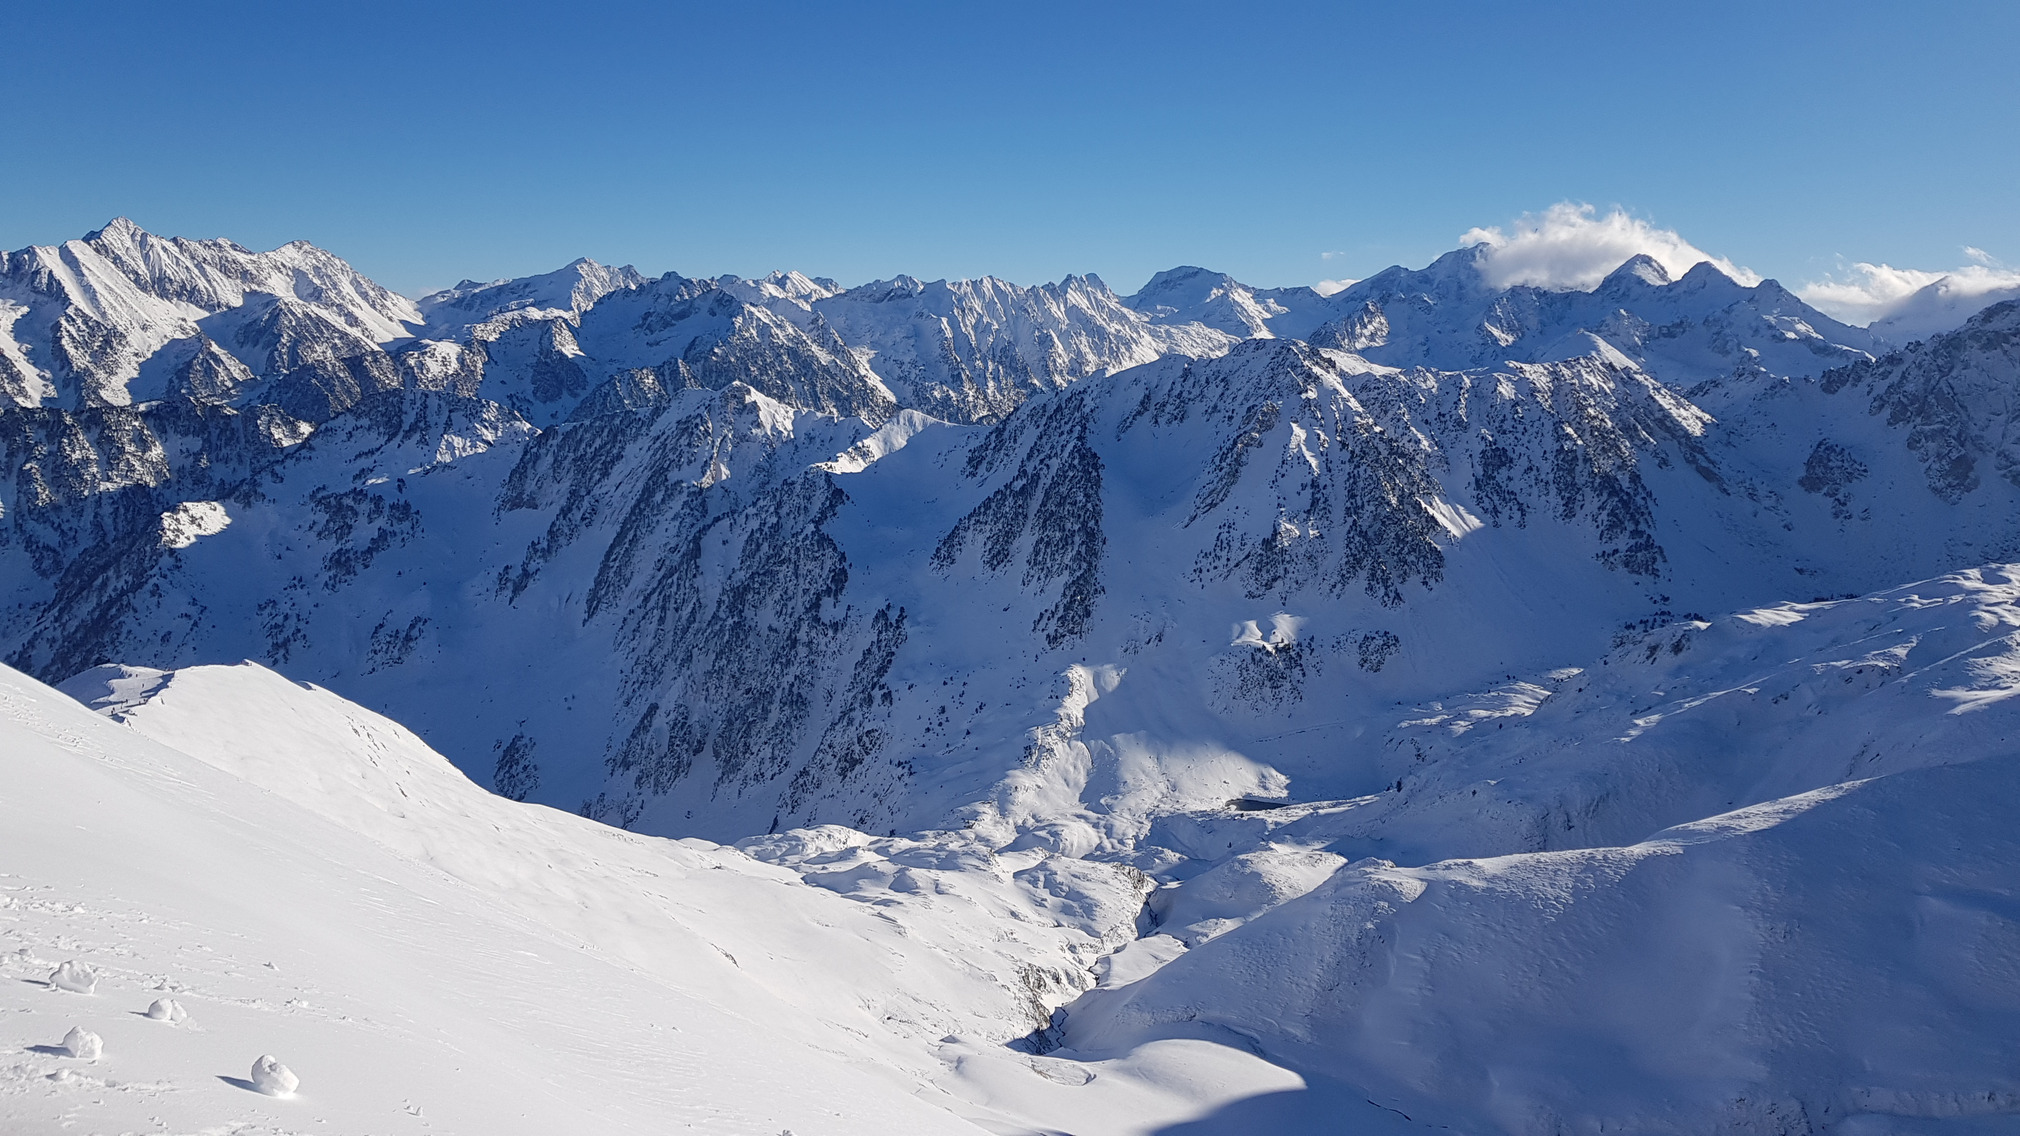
[1064,566,2020,1133]
[0,661,991,1135]
[12,565,2020,1133]
[8,658,1352,1135]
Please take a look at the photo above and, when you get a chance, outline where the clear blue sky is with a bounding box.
[6,1,2015,296]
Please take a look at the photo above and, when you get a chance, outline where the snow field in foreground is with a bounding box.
[0,664,996,1135]
[4,661,1329,1135]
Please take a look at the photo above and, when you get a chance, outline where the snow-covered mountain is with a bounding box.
[804,273,1234,423]
[0,218,420,413]
[6,219,2020,1133]
[9,565,2019,1132]
[1122,265,1333,340]
[1299,246,1886,391]
[1870,272,2020,344]
[11,219,2020,839]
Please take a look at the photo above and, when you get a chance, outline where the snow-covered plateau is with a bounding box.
[4,219,2020,1134]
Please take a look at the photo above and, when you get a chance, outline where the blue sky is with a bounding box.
[6,1,2016,301]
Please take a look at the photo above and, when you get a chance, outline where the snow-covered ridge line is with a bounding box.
[19,214,2003,428]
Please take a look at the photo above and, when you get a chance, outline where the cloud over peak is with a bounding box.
[1797,257,2020,336]
[1461,203,1760,292]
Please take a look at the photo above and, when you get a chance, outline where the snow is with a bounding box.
[811,271,1233,421]
[1071,755,2020,1132]
[8,215,2020,1134]
[144,997,189,1023]
[1041,569,2020,1131]
[0,219,421,409]
[415,258,646,338]
[7,658,1331,1134]
[18,562,2020,1131]
[157,500,230,548]
[2,661,1011,1133]
[249,1054,299,1097]
[47,961,96,995]
[1147,846,1345,946]
[59,1028,102,1062]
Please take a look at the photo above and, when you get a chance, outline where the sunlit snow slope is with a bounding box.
[1070,566,2020,1134]
[0,661,997,1134]
[4,660,1344,1136]
[10,563,2020,1134]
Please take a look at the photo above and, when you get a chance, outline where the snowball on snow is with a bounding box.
[62,1026,103,1061]
[145,996,188,1022]
[49,960,96,994]
[250,1054,299,1096]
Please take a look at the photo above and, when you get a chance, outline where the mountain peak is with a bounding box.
[1676,259,1742,287]
[1133,265,1229,294]
[1123,265,1273,336]
[83,216,147,243]
[1600,253,1673,289]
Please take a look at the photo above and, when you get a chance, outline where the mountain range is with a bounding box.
[4,218,2019,1134]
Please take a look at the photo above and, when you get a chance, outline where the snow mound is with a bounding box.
[144,997,188,1023]
[61,1026,102,1061]
[48,960,96,994]
[250,1054,299,1097]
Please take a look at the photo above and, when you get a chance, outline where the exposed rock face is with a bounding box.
[1820,299,2020,502]
[933,386,1108,647]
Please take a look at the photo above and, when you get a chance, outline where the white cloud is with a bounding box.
[1796,263,1948,326]
[1797,256,2020,337]
[1314,278,1356,296]
[1461,203,1760,292]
